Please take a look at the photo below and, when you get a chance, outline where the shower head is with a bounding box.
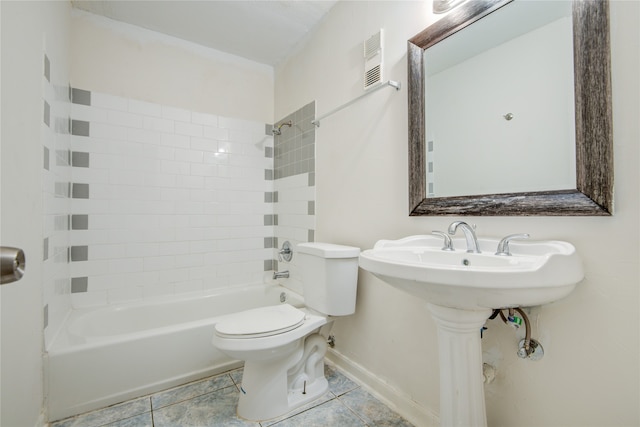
[272,120,293,135]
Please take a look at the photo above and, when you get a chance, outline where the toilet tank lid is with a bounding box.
[297,242,360,258]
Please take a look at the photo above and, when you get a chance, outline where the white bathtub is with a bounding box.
[46,284,302,421]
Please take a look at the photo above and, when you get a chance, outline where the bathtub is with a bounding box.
[46,283,303,421]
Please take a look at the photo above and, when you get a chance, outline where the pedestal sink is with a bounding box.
[359,234,584,427]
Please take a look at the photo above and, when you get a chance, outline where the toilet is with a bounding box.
[211,242,360,421]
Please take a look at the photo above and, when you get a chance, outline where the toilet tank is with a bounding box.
[297,243,360,316]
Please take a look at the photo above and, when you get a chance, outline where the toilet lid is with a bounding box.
[214,304,306,339]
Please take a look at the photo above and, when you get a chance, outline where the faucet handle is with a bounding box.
[432,231,455,251]
[278,241,293,262]
[495,234,530,256]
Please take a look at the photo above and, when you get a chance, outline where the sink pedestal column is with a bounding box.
[427,303,493,427]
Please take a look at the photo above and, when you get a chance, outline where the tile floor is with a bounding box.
[51,365,414,427]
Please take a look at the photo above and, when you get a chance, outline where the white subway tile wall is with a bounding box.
[68,90,276,306]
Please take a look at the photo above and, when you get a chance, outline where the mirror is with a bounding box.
[408,0,613,216]
[425,1,575,198]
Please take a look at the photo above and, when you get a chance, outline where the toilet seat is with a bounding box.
[214,304,306,339]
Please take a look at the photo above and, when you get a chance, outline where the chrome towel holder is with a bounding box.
[312,80,401,127]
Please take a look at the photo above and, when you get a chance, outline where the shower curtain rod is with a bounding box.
[311,80,401,127]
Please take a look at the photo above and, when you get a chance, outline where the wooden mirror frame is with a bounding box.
[408,0,613,216]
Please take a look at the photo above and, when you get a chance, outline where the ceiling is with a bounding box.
[71,1,338,66]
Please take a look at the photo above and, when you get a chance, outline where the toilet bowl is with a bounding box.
[212,305,329,421]
[211,242,360,421]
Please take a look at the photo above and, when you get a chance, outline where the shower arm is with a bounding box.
[272,120,293,135]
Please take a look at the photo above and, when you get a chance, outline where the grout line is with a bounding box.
[151,383,237,412]
[335,393,370,426]
[269,397,337,427]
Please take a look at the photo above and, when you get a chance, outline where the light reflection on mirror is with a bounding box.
[424,0,575,198]
[433,0,468,14]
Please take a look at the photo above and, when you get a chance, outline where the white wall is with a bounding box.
[1,1,71,425]
[71,10,274,123]
[275,1,639,426]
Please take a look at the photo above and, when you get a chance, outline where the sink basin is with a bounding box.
[359,235,584,310]
[361,233,584,426]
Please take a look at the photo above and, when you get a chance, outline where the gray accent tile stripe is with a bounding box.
[71,88,91,106]
[71,277,89,293]
[265,147,273,158]
[273,101,316,180]
[72,183,89,199]
[265,124,273,136]
[308,201,315,215]
[44,101,50,127]
[71,214,89,230]
[44,54,50,82]
[43,146,50,170]
[265,169,273,181]
[72,152,90,168]
[56,149,71,166]
[263,214,278,226]
[54,215,69,230]
[265,192,278,203]
[55,182,70,198]
[264,237,277,248]
[44,304,49,329]
[308,172,315,187]
[70,246,88,262]
[71,120,90,137]
[43,238,49,261]
[308,230,315,242]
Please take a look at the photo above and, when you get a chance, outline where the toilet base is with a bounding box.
[237,333,328,421]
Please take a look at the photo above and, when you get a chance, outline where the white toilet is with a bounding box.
[211,242,360,421]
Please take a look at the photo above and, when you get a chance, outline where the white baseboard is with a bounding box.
[326,348,439,427]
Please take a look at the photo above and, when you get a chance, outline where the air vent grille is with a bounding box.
[365,65,382,89]
[363,29,384,90]
[364,31,382,58]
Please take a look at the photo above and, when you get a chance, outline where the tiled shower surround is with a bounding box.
[41,51,72,346]
[272,103,317,294]
[56,89,316,313]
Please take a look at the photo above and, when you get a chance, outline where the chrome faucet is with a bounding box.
[448,221,481,253]
[273,270,289,279]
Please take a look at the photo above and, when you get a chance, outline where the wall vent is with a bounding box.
[364,29,384,90]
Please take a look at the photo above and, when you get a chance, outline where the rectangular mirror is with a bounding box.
[408,0,613,216]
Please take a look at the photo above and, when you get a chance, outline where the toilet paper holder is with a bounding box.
[1,246,26,285]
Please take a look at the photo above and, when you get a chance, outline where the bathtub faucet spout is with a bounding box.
[273,270,289,279]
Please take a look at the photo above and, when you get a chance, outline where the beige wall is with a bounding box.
[71,10,274,123]
[276,1,639,426]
